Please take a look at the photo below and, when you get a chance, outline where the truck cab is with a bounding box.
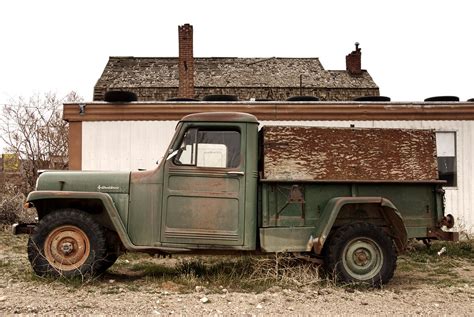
[128,112,259,249]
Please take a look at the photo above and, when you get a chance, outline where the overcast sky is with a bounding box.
[0,0,473,122]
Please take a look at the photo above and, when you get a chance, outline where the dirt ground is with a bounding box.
[1,231,473,315]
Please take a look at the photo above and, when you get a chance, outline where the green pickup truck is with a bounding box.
[14,112,457,285]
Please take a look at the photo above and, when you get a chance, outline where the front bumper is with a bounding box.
[12,223,37,235]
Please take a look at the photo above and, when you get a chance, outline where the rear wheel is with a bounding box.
[28,209,108,277]
[324,222,397,285]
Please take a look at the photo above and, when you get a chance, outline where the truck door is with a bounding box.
[161,124,246,246]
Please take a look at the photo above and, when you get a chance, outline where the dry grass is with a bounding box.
[396,239,474,287]
[109,253,325,292]
[1,228,473,293]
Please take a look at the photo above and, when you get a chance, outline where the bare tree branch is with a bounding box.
[0,91,83,194]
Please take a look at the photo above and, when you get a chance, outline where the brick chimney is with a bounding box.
[178,24,195,98]
[346,42,362,76]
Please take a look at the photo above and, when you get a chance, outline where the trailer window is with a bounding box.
[436,132,457,187]
[174,129,240,168]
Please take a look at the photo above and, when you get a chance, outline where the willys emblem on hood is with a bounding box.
[97,185,120,192]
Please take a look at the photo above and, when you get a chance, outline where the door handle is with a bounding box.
[227,171,245,176]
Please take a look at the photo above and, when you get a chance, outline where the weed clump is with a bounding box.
[406,240,474,262]
[0,182,36,225]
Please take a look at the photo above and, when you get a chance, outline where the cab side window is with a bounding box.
[174,128,241,168]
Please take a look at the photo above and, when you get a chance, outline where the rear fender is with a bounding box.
[309,196,407,254]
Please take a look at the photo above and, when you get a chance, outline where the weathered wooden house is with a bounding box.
[94,24,379,102]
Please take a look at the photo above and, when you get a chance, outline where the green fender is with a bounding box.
[310,196,408,254]
[26,191,188,253]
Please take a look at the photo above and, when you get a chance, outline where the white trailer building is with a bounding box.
[64,101,474,233]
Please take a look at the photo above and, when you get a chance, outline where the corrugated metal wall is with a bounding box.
[82,120,474,232]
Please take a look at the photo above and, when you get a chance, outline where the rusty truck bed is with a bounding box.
[261,126,439,182]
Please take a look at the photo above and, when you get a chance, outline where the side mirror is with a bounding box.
[167,149,179,161]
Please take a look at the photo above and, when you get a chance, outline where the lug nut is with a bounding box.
[61,242,74,255]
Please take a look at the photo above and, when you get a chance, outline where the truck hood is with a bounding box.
[36,170,130,194]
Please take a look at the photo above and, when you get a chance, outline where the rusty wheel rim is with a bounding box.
[44,225,90,271]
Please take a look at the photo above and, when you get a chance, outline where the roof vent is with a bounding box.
[424,96,459,102]
[354,96,391,102]
[166,97,199,102]
[202,94,238,101]
[467,98,474,102]
[104,90,138,102]
[286,96,320,101]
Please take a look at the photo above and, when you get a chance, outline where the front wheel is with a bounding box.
[27,209,108,278]
[324,222,397,285]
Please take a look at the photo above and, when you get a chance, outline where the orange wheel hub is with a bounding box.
[44,225,90,271]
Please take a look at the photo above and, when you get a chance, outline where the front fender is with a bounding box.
[27,191,132,249]
[26,191,188,253]
[310,196,407,254]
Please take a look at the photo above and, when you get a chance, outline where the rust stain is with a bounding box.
[262,126,439,181]
[130,169,156,183]
[275,185,306,221]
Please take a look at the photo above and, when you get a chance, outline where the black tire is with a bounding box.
[98,253,119,272]
[98,232,121,272]
[324,222,397,286]
[424,96,459,102]
[202,94,238,101]
[353,96,391,102]
[166,97,199,102]
[104,90,138,102]
[27,209,108,278]
[286,95,320,101]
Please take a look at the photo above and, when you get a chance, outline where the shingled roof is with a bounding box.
[94,57,378,100]
[99,57,377,88]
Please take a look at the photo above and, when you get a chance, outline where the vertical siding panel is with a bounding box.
[83,121,131,171]
[461,121,473,231]
[129,121,178,171]
[130,122,152,171]
[82,121,178,171]
[157,121,180,165]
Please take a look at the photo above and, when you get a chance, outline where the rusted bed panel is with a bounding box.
[262,126,438,181]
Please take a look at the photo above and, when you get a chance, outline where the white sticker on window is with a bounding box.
[436,132,455,157]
